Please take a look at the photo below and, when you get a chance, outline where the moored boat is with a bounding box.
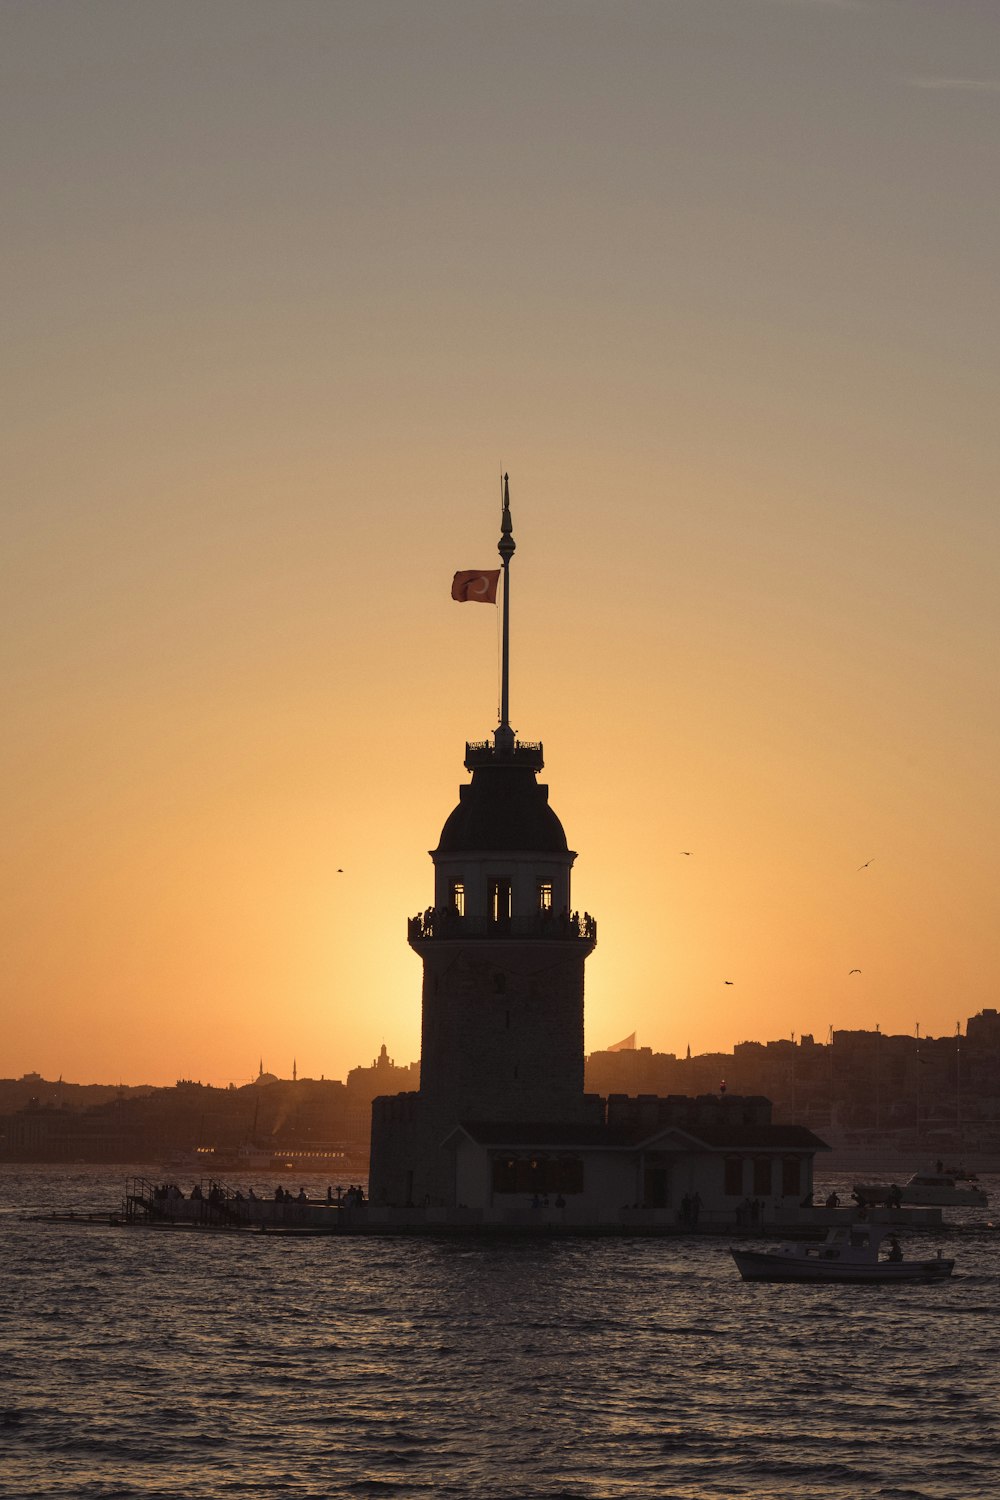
[853,1172,988,1208]
[160,1142,367,1176]
[731,1224,954,1283]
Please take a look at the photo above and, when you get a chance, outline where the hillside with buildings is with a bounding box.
[585,1008,1000,1156]
[0,1046,417,1165]
[2,1012,997,1164]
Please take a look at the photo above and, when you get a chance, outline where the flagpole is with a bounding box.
[496,473,515,753]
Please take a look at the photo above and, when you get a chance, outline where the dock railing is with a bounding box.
[123,1176,360,1229]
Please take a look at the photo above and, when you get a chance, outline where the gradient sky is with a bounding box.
[3,0,999,1086]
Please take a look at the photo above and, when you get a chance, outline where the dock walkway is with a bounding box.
[22,1176,951,1238]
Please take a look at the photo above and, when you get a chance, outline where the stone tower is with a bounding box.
[369,479,598,1205]
[413,735,596,1127]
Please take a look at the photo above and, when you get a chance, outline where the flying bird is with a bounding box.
[857,858,875,870]
[337,868,344,873]
[849,968,862,975]
[680,851,693,856]
[724,980,734,985]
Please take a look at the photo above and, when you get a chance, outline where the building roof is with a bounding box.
[683,1123,830,1151]
[449,1120,829,1153]
[454,1121,625,1148]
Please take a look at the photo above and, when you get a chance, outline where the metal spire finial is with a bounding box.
[495,473,515,753]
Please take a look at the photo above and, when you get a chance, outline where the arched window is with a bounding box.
[489,878,512,926]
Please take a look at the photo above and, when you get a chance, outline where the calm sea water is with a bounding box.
[1,1166,998,1500]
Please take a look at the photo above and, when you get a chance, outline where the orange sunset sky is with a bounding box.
[3,1,999,1087]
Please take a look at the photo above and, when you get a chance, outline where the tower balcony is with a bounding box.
[464,740,544,771]
[408,908,596,946]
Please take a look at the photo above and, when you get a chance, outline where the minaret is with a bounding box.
[371,480,597,1204]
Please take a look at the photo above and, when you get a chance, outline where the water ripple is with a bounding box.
[2,1166,1000,1498]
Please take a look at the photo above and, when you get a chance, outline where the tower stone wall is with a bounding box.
[418,939,590,1123]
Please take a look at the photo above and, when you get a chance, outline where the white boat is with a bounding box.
[731,1225,954,1283]
[853,1172,988,1208]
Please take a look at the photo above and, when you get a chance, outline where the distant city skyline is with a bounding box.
[7,1006,992,1093]
[3,1,998,1085]
[6,1009,998,1167]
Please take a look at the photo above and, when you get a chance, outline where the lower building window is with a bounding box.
[724,1155,744,1196]
[491,1155,584,1195]
[782,1156,801,1197]
[753,1156,772,1195]
[643,1166,669,1208]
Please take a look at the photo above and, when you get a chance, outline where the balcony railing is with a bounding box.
[408,908,597,943]
[464,740,544,770]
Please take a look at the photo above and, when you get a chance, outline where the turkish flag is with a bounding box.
[451,569,500,603]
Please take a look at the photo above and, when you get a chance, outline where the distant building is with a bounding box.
[585,1046,679,1098]
[346,1045,418,1143]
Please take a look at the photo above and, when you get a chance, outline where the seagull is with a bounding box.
[337,868,344,873]
[680,851,693,856]
[724,980,734,985]
[857,858,875,871]
[849,968,862,975]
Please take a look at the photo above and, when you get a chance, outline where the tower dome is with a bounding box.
[434,751,569,856]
